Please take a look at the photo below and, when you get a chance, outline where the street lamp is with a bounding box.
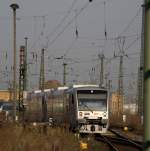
[10,3,19,120]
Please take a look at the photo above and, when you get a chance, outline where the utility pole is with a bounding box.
[143,0,150,151]
[39,49,44,90]
[10,3,19,120]
[63,62,67,86]
[39,49,47,122]
[98,53,105,87]
[118,55,123,98]
[55,56,68,86]
[24,37,28,91]
[114,36,126,117]
[137,3,144,116]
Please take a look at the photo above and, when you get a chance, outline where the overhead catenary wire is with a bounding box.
[124,35,141,51]
[0,0,142,90]
[118,6,142,37]
[30,0,78,50]
[109,6,142,59]
[0,9,77,20]
[46,1,92,49]
[77,33,142,42]
[64,38,77,56]
[46,0,78,46]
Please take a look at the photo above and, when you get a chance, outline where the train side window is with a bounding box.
[66,94,69,100]
[72,94,74,104]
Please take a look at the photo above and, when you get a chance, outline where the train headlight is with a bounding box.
[79,112,83,117]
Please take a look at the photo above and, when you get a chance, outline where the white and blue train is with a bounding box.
[65,85,109,134]
[25,84,109,133]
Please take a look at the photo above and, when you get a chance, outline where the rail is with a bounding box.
[109,129,143,150]
[95,135,119,151]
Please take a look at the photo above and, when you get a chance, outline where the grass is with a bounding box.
[109,113,143,134]
[0,123,109,151]
[0,123,81,151]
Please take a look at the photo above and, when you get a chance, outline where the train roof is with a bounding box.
[69,84,100,88]
[33,89,53,93]
[57,86,69,90]
[32,87,68,94]
[66,84,107,93]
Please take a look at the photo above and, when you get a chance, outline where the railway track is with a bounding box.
[96,135,119,151]
[109,129,142,149]
[94,129,143,151]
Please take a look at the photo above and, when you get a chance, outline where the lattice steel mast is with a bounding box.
[39,49,47,122]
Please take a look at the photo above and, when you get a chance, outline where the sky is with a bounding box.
[0,0,143,99]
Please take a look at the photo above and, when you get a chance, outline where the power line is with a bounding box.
[46,0,78,46]
[64,38,77,56]
[118,7,142,37]
[47,1,92,49]
[124,35,141,51]
[78,33,142,41]
[30,0,78,50]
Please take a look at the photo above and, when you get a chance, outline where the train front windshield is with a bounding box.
[77,90,107,111]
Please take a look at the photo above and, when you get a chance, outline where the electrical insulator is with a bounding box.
[89,0,92,2]
[75,28,78,38]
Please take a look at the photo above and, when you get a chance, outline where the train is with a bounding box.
[65,85,109,133]
[24,84,109,134]
[24,87,68,124]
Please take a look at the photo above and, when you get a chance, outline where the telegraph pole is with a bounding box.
[98,53,105,87]
[39,49,47,122]
[144,0,150,150]
[10,3,19,120]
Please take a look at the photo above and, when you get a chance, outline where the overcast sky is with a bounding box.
[0,0,143,96]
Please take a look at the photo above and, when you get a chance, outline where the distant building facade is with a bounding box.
[0,90,12,102]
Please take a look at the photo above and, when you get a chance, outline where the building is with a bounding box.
[0,90,12,102]
[0,89,20,102]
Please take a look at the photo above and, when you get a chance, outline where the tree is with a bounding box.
[44,80,61,89]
